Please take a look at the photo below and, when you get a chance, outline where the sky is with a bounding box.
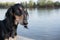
[0,0,60,3]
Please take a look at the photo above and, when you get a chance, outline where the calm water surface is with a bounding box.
[0,8,60,40]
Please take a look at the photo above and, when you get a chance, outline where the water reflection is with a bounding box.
[0,8,60,40]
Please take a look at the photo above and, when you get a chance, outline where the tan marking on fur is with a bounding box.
[9,37,14,40]
[9,36,17,40]
[5,39,9,40]
[14,36,17,40]
[15,15,24,25]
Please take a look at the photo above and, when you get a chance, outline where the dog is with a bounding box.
[0,3,29,40]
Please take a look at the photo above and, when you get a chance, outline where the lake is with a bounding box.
[0,8,60,40]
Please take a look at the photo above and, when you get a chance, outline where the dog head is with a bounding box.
[6,3,29,28]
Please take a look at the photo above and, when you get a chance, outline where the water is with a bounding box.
[0,8,60,40]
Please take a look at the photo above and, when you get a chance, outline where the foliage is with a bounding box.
[0,0,60,8]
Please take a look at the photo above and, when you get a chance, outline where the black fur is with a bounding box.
[0,3,28,40]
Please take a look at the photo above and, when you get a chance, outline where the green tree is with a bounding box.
[37,0,47,8]
[54,1,60,8]
[38,0,46,5]
[54,1,60,6]
[33,2,37,8]
[46,0,54,7]
[29,0,34,8]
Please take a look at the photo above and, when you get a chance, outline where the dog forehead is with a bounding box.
[12,4,28,16]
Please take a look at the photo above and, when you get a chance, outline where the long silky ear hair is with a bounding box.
[6,6,14,21]
[5,6,14,30]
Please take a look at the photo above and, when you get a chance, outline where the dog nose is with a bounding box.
[23,23,28,29]
[23,22,28,25]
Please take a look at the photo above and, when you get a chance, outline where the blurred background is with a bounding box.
[0,0,60,40]
[0,0,60,8]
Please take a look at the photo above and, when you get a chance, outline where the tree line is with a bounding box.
[0,0,60,8]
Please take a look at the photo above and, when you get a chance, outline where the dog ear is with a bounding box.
[5,6,14,31]
[6,7,12,17]
[5,6,15,22]
[5,6,14,18]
